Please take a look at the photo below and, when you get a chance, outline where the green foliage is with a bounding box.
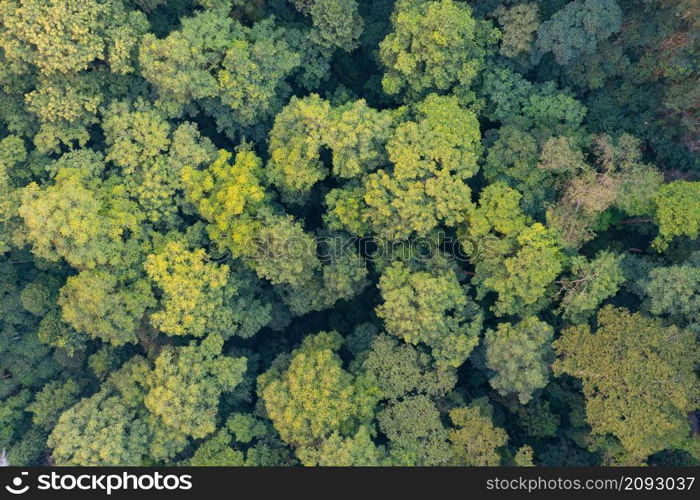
[258,331,379,451]
[379,0,499,99]
[139,11,300,135]
[59,270,154,346]
[653,181,700,251]
[463,186,565,316]
[296,426,385,466]
[448,402,508,466]
[48,358,160,465]
[329,94,481,240]
[556,251,625,322]
[494,3,539,58]
[145,241,272,339]
[362,334,456,401]
[514,445,535,466]
[484,317,554,404]
[378,395,452,466]
[267,95,333,200]
[28,379,82,431]
[642,262,700,327]
[535,0,622,65]
[309,0,364,51]
[144,334,247,439]
[519,399,560,439]
[190,430,245,466]
[18,159,144,270]
[554,306,700,460]
[0,0,696,468]
[376,261,482,368]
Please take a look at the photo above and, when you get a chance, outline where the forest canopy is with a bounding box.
[0,0,699,467]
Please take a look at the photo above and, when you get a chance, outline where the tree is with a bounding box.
[379,0,499,99]
[514,445,535,466]
[0,136,26,253]
[266,95,332,201]
[484,317,554,404]
[257,331,379,450]
[481,66,587,139]
[324,99,394,179]
[0,0,148,150]
[553,306,700,460]
[641,262,700,328]
[329,94,481,240]
[296,426,385,466]
[0,0,147,76]
[139,10,300,135]
[267,96,394,199]
[362,334,456,401]
[652,181,700,251]
[48,357,168,465]
[308,0,364,52]
[519,399,560,439]
[377,395,452,466]
[183,149,268,260]
[494,3,539,58]
[482,128,545,215]
[448,402,507,466]
[28,379,82,431]
[189,429,245,466]
[18,162,143,270]
[101,100,217,225]
[376,261,482,368]
[145,334,247,439]
[58,269,155,346]
[463,185,565,316]
[556,251,625,322]
[145,241,272,339]
[535,0,622,65]
[483,223,564,316]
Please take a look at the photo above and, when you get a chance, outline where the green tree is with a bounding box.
[494,3,539,58]
[190,429,245,466]
[145,240,272,339]
[379,0,498,99]
[329,94,481,240]
[58,269,155,346]
[553,306,700,460]
[362,334,457,401]
[48,357,173,465]
[484,317,554,404]
[28,379,82,431]
[140,11,301,136]
[257,331,379,450]
[18,163,143,270]
[463,187,565,316]
[145,334,247,439]
[535,0,622,65]
[376,261,482,368]
[308,0,364,51]
[267,95,332,201]
[642,262,700,328]
[296,426,385,466]
[556,251,625,322]
[377,395,452,466]
[448,402,507,466]
[652,181,700,251]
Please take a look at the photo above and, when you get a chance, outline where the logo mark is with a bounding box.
[6,472,29,495]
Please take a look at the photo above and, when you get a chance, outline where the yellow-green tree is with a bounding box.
[553,306,700,461]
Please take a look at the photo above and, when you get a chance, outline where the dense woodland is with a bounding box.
[0,0,699,467]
